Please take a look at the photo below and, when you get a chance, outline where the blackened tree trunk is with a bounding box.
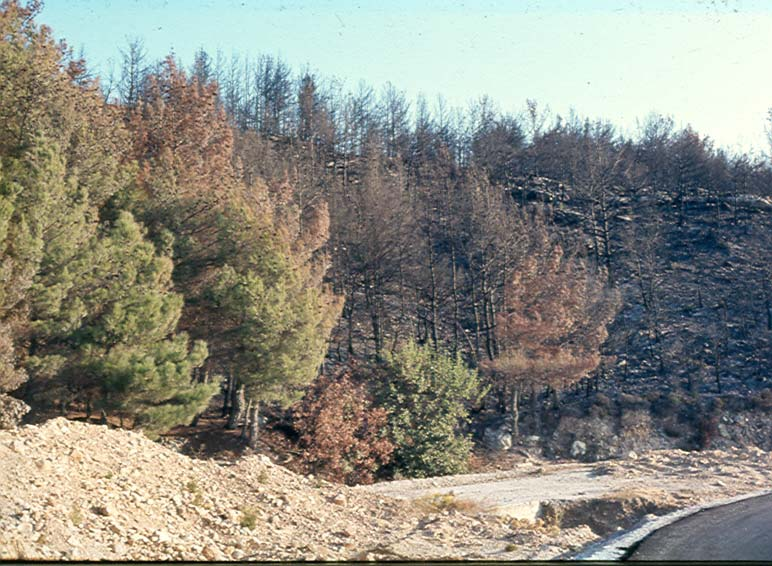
[221,369,233,418]
[530,387,542,433]
[510,387,520,439]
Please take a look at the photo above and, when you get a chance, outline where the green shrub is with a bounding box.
[379,341,483,478]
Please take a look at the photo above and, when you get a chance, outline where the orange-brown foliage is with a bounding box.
[294,370,393,485]
[485,221,620,392]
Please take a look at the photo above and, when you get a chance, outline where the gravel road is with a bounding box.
[364,463,645,518]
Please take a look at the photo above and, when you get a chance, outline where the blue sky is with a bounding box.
[40,0,772,155]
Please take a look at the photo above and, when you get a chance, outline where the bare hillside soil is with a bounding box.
[2,418,772,561]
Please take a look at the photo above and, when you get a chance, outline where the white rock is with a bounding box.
[332,493,346,505]
[483,426,512,451]
[570,440,587,458]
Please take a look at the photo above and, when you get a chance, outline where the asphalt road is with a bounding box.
[628,493,772,561]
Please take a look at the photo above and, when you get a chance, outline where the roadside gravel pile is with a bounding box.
[0,418,549,561]
[2,418,772,561]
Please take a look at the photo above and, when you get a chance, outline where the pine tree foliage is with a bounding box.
[209,234,340,408]
[27,209,214,433]
[0,1,216,432]
[122,54,341,445]
[379,341,483,478]
[489,230,619,392]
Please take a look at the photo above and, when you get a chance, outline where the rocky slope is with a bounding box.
[0,418,538,561]
[3,418,772,561]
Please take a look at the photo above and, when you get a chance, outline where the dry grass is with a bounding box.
[413,492,481,514]
[604,487,668,502]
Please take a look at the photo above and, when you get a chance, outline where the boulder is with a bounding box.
[483,426,512,452]
[570,440,587,459]
[0,394,29,429]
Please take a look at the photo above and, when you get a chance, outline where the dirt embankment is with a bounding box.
[2,418,772,561]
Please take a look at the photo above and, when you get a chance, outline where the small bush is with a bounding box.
[697,413,719,449]
[588,393,613,418]
[651,391,692,419]
[662,415,689,438]
[240,508,258,529]
[696,399,723,449]
[379,341,482,479]
[619,393,649,412]
[69,506,83,526]
[185,480,204,506]
[539,501,564,527]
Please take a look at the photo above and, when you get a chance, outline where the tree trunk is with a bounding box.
[451,246,460,356]
[766,296,772,331]
[346,281,355,356]
[599,194,613,281]
[227,383,245,430]
[481,270,494,361]
[488,288,499,357]
[241,398,252,439]
[470,278,482,360]
[247,402,260,449]
[530,387,542,433]
[221,370,233,418]
[428,244,439,350]
[510,387,520,439]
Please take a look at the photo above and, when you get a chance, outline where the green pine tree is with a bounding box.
[210,230,339,446]
[28,207,216,434]
[379,341,484,478]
